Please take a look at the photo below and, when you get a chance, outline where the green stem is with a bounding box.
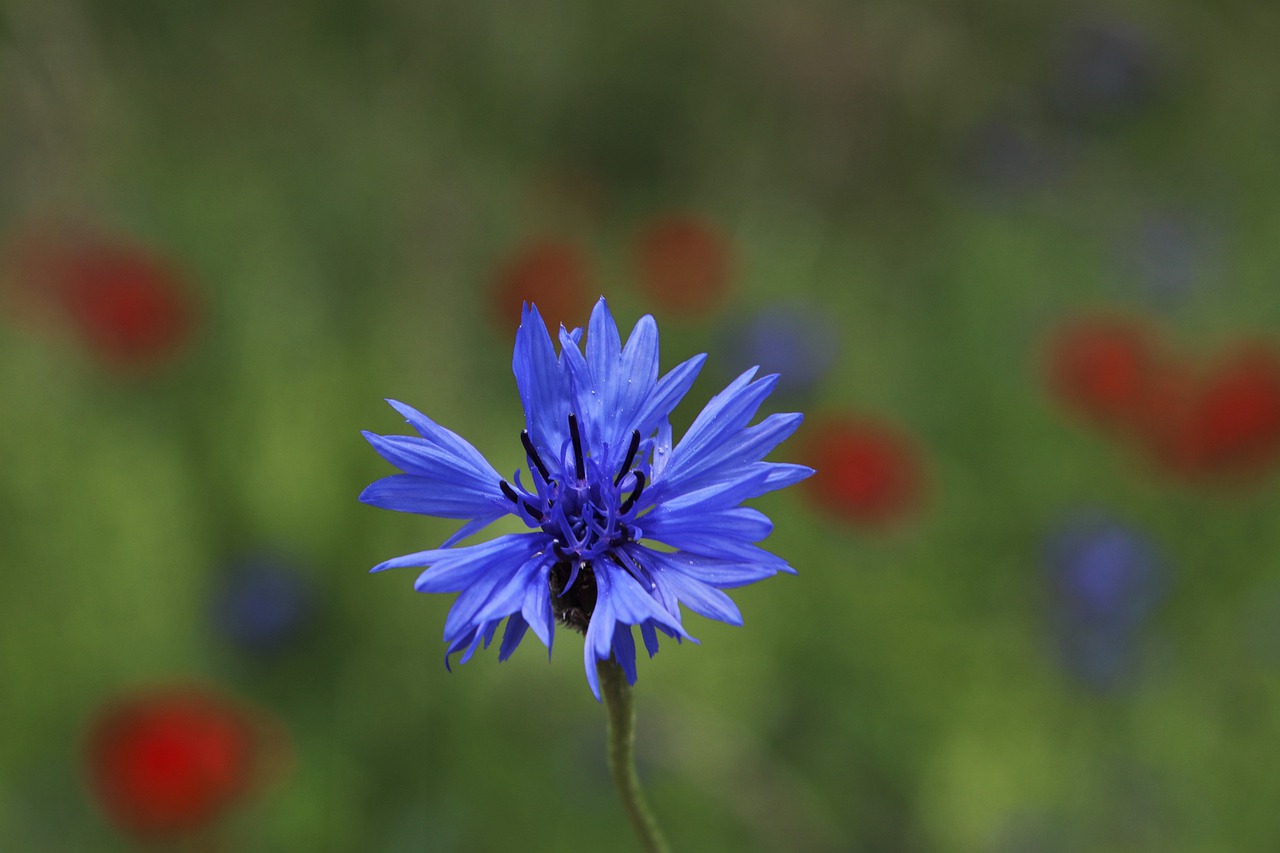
[597,660,671,853]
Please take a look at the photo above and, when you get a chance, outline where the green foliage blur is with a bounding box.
[3,2,1280,850]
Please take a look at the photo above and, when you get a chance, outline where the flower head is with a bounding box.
[361,298,811,697]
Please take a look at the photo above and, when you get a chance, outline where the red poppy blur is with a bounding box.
[62,244,193,369]
[3,224,196,371]
[85,686,284,841]
[1148,347,1280,479]
[1045,316,1159,433]
[632,213,732,316]
[491,237,593,332]
[1044,313,1280,484]
[802,416,925,528]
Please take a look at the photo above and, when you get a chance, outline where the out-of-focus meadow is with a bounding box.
[3,2,1280,850]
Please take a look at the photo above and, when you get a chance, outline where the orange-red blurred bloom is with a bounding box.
[491,237,593,333]
[1045,315,1160,433]
[1044,314,1280,484]
[802,416,925,528]
[4,224,196,372]
[1147,346,1280,480]
[84,686,287,841]
[632,213,732,316]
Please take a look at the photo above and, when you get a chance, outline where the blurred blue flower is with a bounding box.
[1048,21,1159,127]
[1044,512,1165,690]
[959,116,1069,198]
[361,298,811,697]
[210,553,312,653]
[717,304,838,401]
[1123,210,1221,307]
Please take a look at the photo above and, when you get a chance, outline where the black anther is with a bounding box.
[619,471,646,515]
[615,430,641,486]
[521,430,551,482]
[568,413,586,481]
[500,479,544,521]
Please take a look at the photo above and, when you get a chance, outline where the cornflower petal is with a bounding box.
[653,411,807,499]
[385,400,503,481]
[513,303,571,465]
[584,566,691,698]
[360,474,505,519]
[623,546,782,588]
[634,354,707,442]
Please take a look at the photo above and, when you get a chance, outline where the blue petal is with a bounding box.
[651,563,744,626]
[384,400,503,479]
[662,369,782,481]
[585,298,624,407]
[634,353,707,442]
[522,566,555,653]
[473,550,556,627]
[498,614,530,661]
[655,412,805,496]
[648,470,775,515]
[612,623,638,684]
[612,315,659,431]
[439,543,549,643]
[439,512,510,548]
[623,546,781,588]
[360,474,506,519]
[513,303,572,467]
[362,432,501,488]
[583,564,691,699]
[640,623,661,658]
[589,302,662,454]
[753,463,815,494]
[557,324,595,445]
[445,622,495,670]
[366,532,541,584]
[643,507,774,550]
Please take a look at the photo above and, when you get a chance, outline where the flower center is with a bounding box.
[499,414,647,630]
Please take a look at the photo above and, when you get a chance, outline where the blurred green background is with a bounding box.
[3,1,1280,850]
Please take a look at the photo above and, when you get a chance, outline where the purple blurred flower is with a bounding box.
[210,553,312,653]
[1044,512,1166,690]
[717,304,838,400]
[1123,210,1221,306]
[1048,22,1160,127]
[959,116,1070,198]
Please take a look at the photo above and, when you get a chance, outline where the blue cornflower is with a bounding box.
[361,298,812,697]
[1044,511,1166,690]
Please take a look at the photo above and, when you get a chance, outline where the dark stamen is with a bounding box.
[568,413,586,481]
[619,471,646,515]
[501,479,544,521]
[521,430,551,482]
[615,430,641,486]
